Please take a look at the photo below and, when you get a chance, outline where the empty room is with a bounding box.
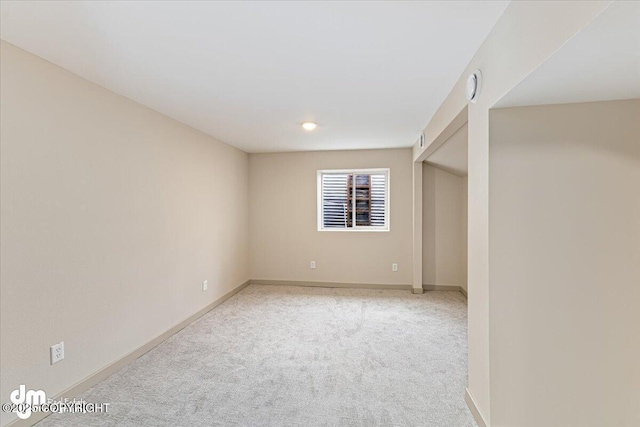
[1,1,638,426]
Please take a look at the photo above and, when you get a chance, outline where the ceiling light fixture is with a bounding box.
[302,122,318,131]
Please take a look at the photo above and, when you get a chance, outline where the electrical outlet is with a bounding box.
[310,261,316,269]
[50,342,64,365]
[392,263,398,272]
[202,280,208,291]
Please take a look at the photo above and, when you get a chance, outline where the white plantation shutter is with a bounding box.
[321,174,349,228]
[370,174,386,227]
[318,169,389,231]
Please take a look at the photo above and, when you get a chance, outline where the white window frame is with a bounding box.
[317,168,390,232]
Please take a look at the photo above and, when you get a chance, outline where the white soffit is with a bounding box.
[496,1,640,109]
[1,1,508,153]
[425,123,468,177]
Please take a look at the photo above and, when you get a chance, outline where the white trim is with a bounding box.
[251,279,411,290]
[317,168,390,232]
[317,168,389,174]
[465,388,488,427]
[423,283,464,291]
[317,170,323,230]
[315,228,390,233]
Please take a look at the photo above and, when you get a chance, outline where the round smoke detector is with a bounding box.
[466,69,482,103]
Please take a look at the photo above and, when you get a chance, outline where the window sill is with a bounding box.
[318,228,390,233]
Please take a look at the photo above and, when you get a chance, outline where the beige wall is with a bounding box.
[249,149,413,286]
[422,164,467,290]
[489,99,640,427]
[461,176,468,290]
[412,2,613,422]
[0,41,249,425]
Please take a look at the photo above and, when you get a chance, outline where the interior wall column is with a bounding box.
[412,160,423,294]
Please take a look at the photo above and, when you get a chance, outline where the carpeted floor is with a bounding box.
[38,285,475,426]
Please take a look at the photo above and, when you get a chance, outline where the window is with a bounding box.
[317,168,389,231]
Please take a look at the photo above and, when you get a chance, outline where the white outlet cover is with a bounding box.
[50,342,64,365]
[392,263,398,272]
[202,280,208,291]
[310,261,316,269]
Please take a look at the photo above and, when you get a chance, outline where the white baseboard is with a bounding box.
[465,387,488,427]
[5,279,251,427]
[423,283,467,298]
[251,279,412,291]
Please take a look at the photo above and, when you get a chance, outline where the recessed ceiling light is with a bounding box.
[302,122,318,131]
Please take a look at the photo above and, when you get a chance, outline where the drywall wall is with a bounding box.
[425,122,468,177]
[489,99,640,427]
[0,41,249,425]
[461,176,468,291]
[249,149,413,286]
[422,164,467,291]
[411,2,613,422]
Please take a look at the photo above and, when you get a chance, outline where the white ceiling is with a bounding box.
[425,123,468,177]
[0,1,508,153]
[496,0,640,108]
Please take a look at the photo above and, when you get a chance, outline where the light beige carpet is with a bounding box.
[38,285,475,426]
